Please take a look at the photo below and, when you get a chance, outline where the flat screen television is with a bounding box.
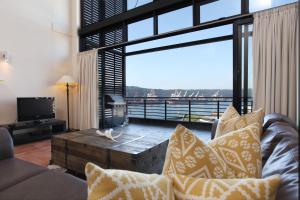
[17,97,55,122]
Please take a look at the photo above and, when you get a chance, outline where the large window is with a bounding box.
[126,40,233,122]
[127,25,232,52]
[126,40,233,90]
[200,0,241,22]
[79,0,297,125]
[128,18,153,41]
[158,6,193,33]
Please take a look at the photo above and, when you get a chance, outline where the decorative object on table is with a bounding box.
[95,129,122,142]
[56,75,77,132]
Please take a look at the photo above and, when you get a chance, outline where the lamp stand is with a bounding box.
[66,83,70,132]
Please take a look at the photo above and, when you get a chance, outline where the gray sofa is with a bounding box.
[0,113,298,200]
[211,113,299,200]
[0,127,87,200]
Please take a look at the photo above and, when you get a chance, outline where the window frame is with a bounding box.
[78,0,295,126]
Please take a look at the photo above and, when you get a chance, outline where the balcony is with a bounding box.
[126,96,253,124]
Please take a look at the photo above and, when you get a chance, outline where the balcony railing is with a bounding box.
[126,97,253,123]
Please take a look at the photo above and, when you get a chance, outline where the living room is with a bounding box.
[0,0,299,200]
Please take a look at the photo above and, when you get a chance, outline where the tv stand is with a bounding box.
[1,119,66,145]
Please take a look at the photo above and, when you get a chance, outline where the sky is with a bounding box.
[126,0,297,90]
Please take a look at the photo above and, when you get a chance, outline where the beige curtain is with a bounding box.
[74,50,99,130]
[253,3,299,123]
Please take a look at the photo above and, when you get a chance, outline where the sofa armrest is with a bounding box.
[0,127,14,160]
[211,119,219,140]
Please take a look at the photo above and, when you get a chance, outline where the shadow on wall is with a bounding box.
[0,67,71,125]
[0,84,69,125]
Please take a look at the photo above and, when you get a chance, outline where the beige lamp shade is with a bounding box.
[56,75,77,86]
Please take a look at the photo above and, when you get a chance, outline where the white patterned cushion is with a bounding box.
[85,162,174,200]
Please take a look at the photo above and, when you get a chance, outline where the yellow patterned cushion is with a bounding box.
[215,106,264,138]
[85,162,174,200]
[163,123,262,179]
[163,125,228,179]
[209,123,262,178]
[172,174,281,200]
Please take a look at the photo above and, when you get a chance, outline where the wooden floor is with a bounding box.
[14,139,51,167]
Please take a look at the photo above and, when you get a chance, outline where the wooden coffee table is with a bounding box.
[51,128,169,175]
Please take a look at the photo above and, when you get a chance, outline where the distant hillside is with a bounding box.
[126,86,240,98]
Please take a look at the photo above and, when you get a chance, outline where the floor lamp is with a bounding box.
[57,75,76,132]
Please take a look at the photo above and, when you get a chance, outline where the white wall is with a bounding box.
[0,0,76,124]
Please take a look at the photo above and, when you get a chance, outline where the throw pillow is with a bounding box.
[85,162,174,200]
[209,123,262,178]
[162,123,262,179]
[163,124,228,179]
[215,106,264,138]
[172,174,281,200]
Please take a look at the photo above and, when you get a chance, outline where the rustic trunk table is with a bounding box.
[51,128,169,175]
